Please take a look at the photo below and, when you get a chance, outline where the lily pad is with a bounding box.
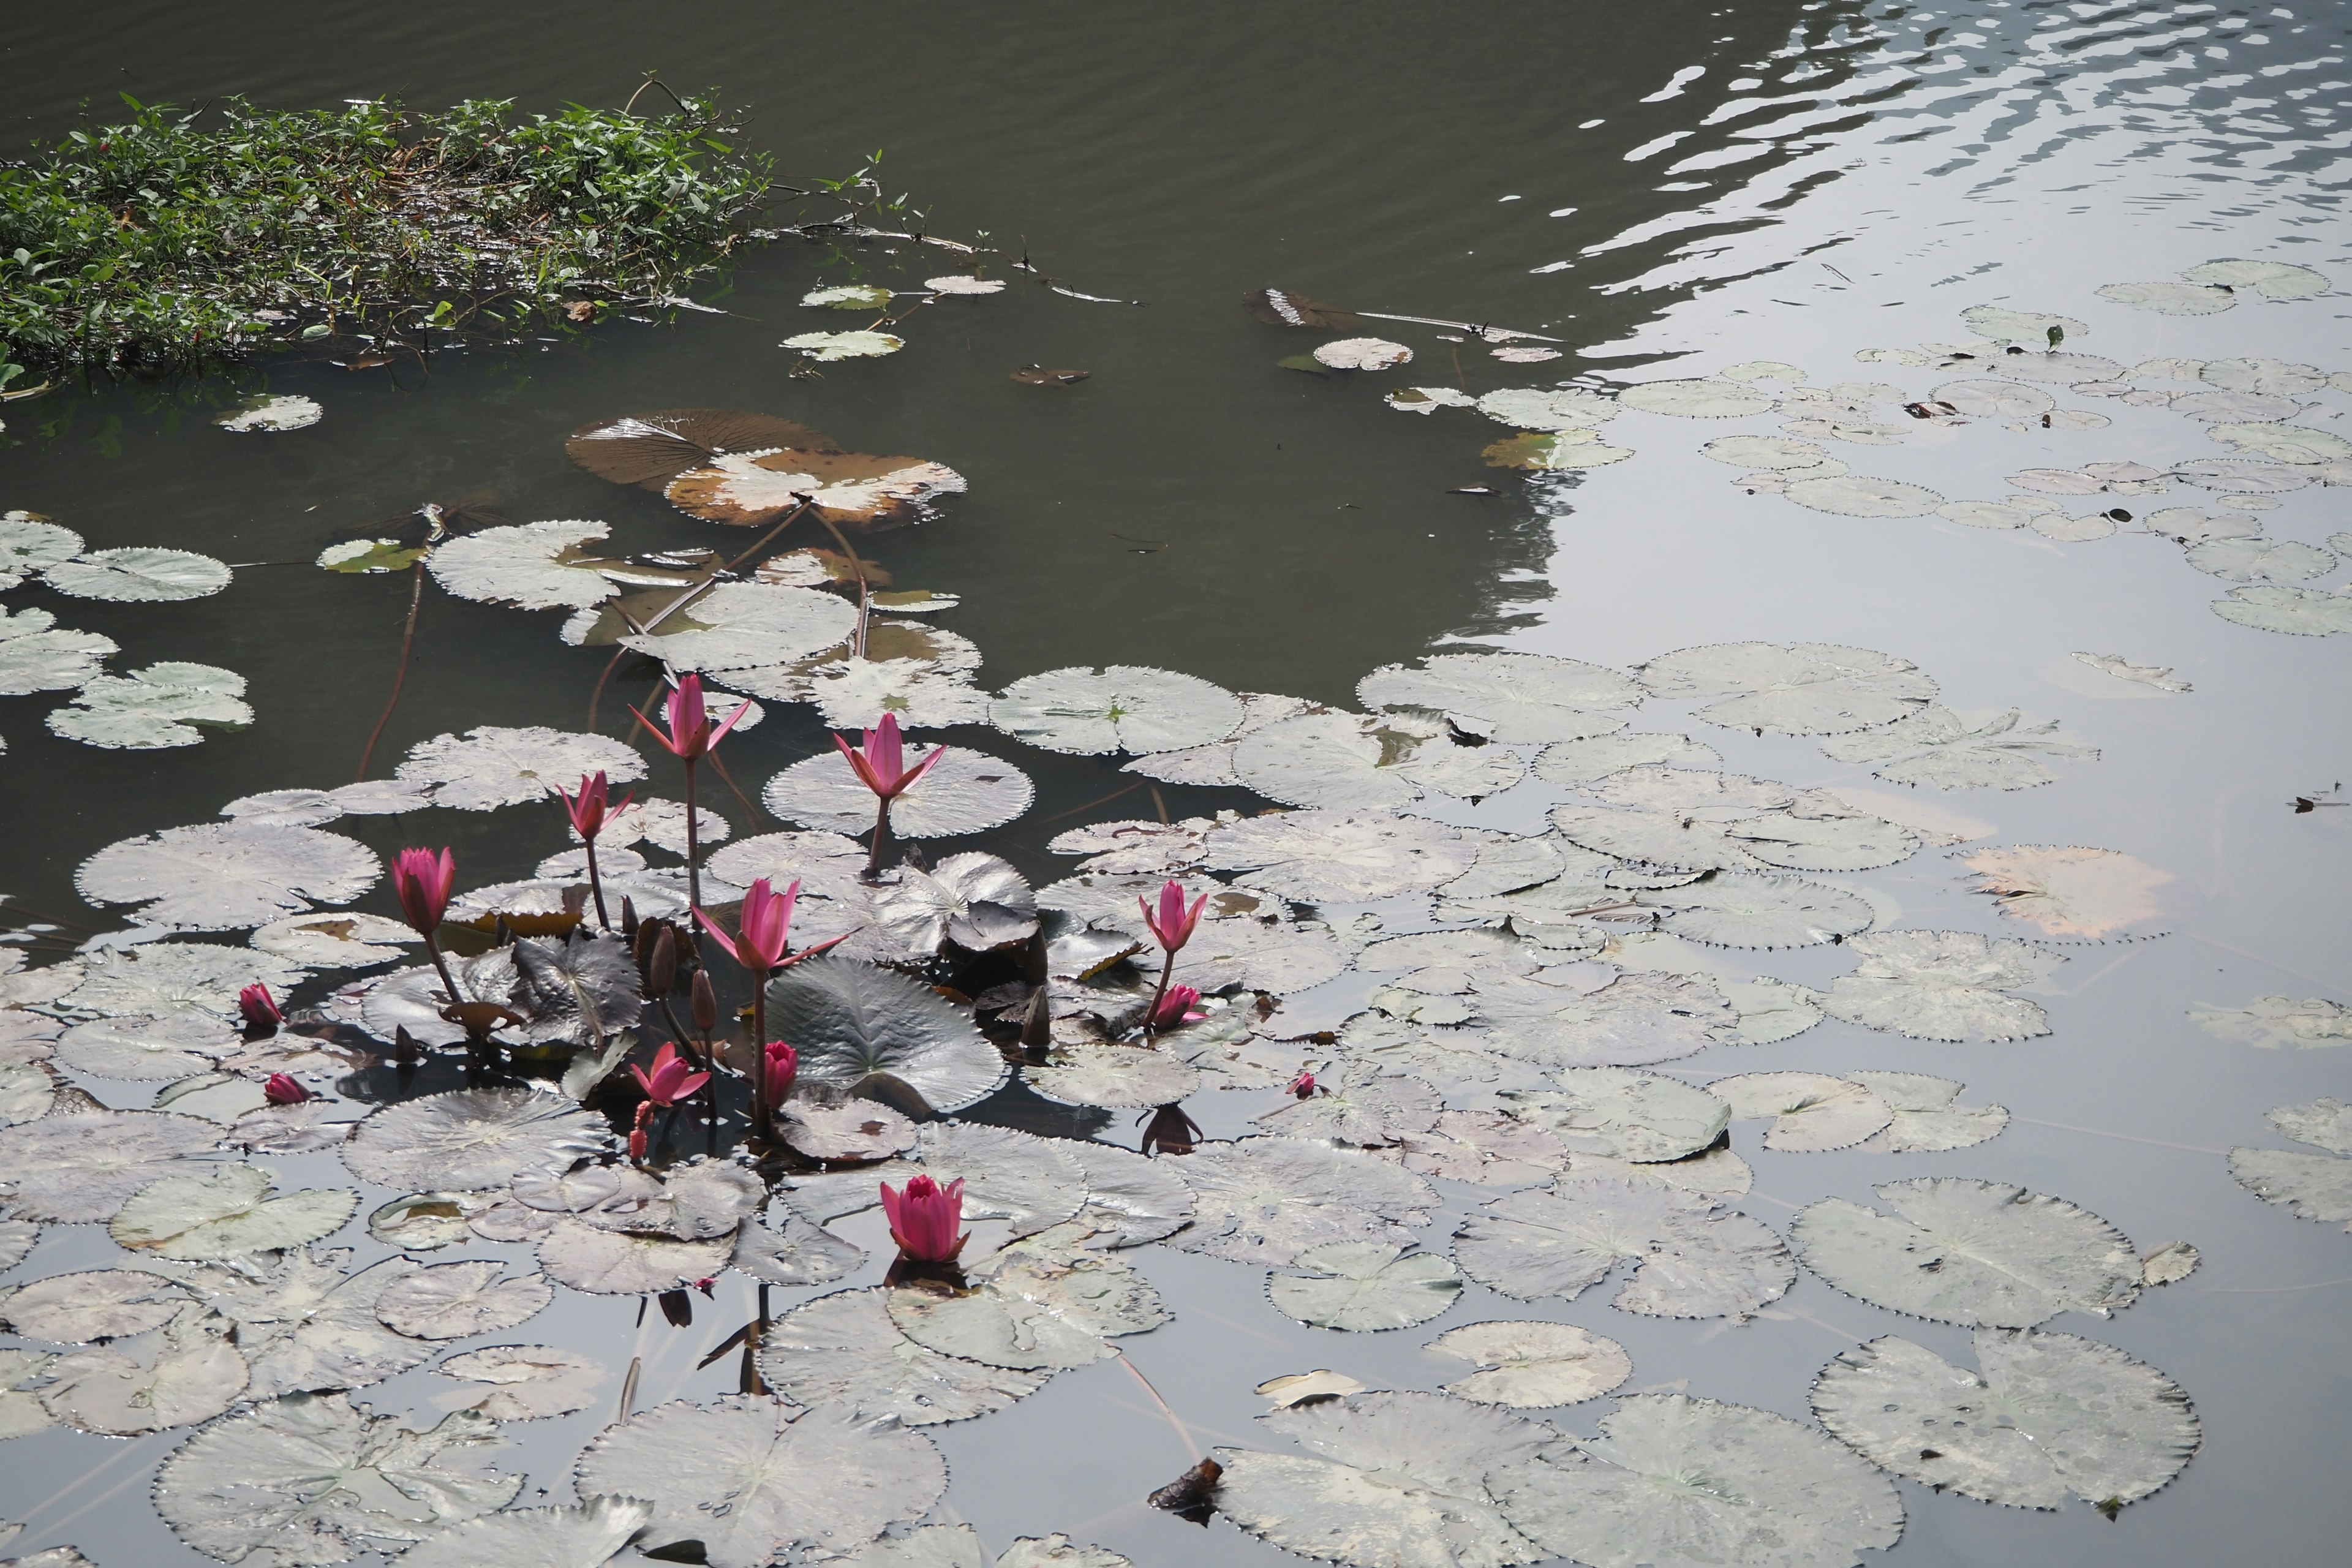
[538,1216,731,1295]
[0,1107,222,1221]
[2211,584,2352,635]
[48,662,252,748]
[1499,1068,1730,1162]
[2201,356,2331,395]
[426,520,627,611]
[432,1344,608,1421]
[53,1015,232,1080]
[875,853,1038,954]
[1174,1137,1438,1265]
[1453,1175,1794,1317]
[190,1248,436,1399]
[39,1308,249,1436]
[1026,1042,1202,1109]
[1534,731,1719,786]
[1961,306,2086,344]
[43,547,232,603]
[0,606,115,695]
[1637,642,1936,735]
[1255,1065,1441,1145]
[1068,1140,1197,1246]
[1812,1329,2198,1509]
[769,956,1009,1115]
[0,1268,190,1342]
[761,744,1035,838]
[2192,995,2352,1050]
[619,581,856,673]
[373,1260,552,1339]
[1430,1319,1630,1408]
[1818,929,2063,1042]
[2099,280,2237,314]
[804,282,894,309]
[1490,1394,1904,1568]
[1476,386,1619,430]
[344,1089,609,1192]
[1956,845,2171,938]
[2182,257,2329,298]
[888,1234,1168,1370]
[78,821,378,930]
[1358,652,1638,744]
[1314,337,1412,371]
[1709,1072,1891,1152]
[65,941,307,1023]
[1791,1177,2143,1326]
[1820,706,2098,792]
[1642,872,1873,949]
[1471,970,1737,1069]
[759,1287,1050,1423]
[1701,434,1838,469]
[1385,1110,1567,1187]
[395,1495,656,1568]
[1235,709,1524,809]
[783,329,904,360]
[218,393,323,431]
[2209,420,2352,466]
[1204,809,1476,902]
[396,725,646,811]
[1270,1241,1461,1331]
[2185,536,2335,583]
[730,1208,867,1287]
[1784,475,1943,518]
[2230,1098,2352,1229]
[1618,378,1775,418]
[155,1392,519,1564]
[990,666,1243,755]
[1483,431,1634,469]
[1849,1071,2008,1152]
[111,1163,358,1260]
[0,511,85,586]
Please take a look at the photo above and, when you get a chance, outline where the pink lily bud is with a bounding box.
[880,1173,968,1262]
[833,712,946,802]
[630,1041,712,1108]
[559,770,633,843]
[263,1072,311,1105]
[693,1276,718,1297]
[1140,880,1207,955]
[239,983,283,1035]
[634,673,750,763]
[763,1040,798,1105]
[1149,984,1206,1033]
[1289,1069,1317,1099]
[389,846,457,938]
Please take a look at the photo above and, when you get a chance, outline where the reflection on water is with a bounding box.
[2,1,2349,1564]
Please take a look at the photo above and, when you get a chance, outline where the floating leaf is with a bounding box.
[2211,584,2352,635]
[1637,642,1935,735]
[537,1216,731,1295]
[2209,420,2352,466]
[1204,809,1476,902]
[1235,709,1523,808]
[155,1391,519,1563]
[874,853,1038,954]
[1490,1394,1904,1568]
[0,605,114,695]
[217,393,323,431]
[1471,970,1737,1069]
[760,1287,1049,1423]
[1792,1177,2142,1326]
[43,546,232,603]
[0,511,85,586]
[618,581,856,673]
[1850,1071,2008,1152]
[1812,1329,2198,1509]
[188,1248,435,1398]
[1453,1175,1793,1317]
[1314,337,1412,371]
[2170,456,2314,493]
[1068,1139,1197,1246]
[77,821,377,931]
[783,329,904,360]
[396,725,646,810]
[0,1107,222,1221]
[396,1495,656,1568]
[252,911,417,968]
[1174,1137,1437,1265]
[1818,929,2062,1041]
[1476,386,1619,430]
[432,1343,607,1421]
[1820,706,2097,791]
[1430,1319,1630,1407]
[990,665,1242,755]
[2182,257,2329,298]
[1385,1111,1567,1186]
[1956,845,2170,938]
[1961,306,2087,344]
[2192,995,2352,1050]
[344,1089,608,1192]
[2230,1098,2352,1229]
[1499,1067,1730,1162]
[53,1015,230,1080]
[730,1208,866,1286]
[578,1396,944,1568]
[762,744,1034,838]
[1780,473,1942,518]
[888,1235,1167,1370]
[1387,386,1477,414]
[64,940,306,1024]
[110,1164,357,1260]
[2201,356,2331,395]
[47,661,252,748]
[0,1268,189,1342]
[1358,652,1638,744]
[1617,378,1775,418]
[1533,731,1720,786]
[2185,536,2335,583]
[804,282,894,309]
[316,538,429,574]
[1642,872,1874,949]
[2070,652,2191,693]
[1213,1390,1563,1568]
[1269,1241,1461,1332]
[1025,1042,1202,1109]
[770,956,1009,1115]
[1702,433,1838,469]
[373,1260,552,1339]
[1482,430,1634,469]
[1256,1065,1441,1145]
[1709,1072,1891,1152]
[426,520,629,611]
[39,1307,249,1436]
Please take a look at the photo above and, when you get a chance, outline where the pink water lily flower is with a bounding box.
[262,1072,311,1106]
[1148,984,1206,1032]
[1140,880,1207,955]
[763,1040,798,1106]
[631,1042,710,1107]
[390,847,457,938]
[834,711,944,801]
[635,673,750,763]
[559,770,632,842]
[880,1173,968,1263]
[239,983,282,1035]
[694,878,806,976]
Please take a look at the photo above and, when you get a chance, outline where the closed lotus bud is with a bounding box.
[648,926,678,997]
[690,968,719,1036]
[263,1072,311,1106]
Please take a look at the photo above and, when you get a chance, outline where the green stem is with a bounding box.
[584,837,611,929]
[866,794,890,880]
[1144,949,1175,1039]
[684,759,702,912]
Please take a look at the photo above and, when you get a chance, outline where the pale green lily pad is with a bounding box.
[783,330,905,360]
[1792,1177,2143,1326]
[537,1216,731,1295]
[0,1268,190,1342]
[1270,1241,1461,1332]
[1618,378,1775,418]
[729,1208,867,1286]
[1961,306,2086,344]
[218,393,323,431]
[1701,434,1837,469]
[1727,805,1921,872]
[0,511,85,582]
[2192,995,2352,1049]
[1205,808,1477,901]
[54,1016,232,1080]
[1850,1070,2008,1152]
[2171,456,2314,492]
[1184,913,1351,995]
[1476,387,1619,430]
[395,1495,656,1568]
[155,1392,520,1564]
[1819,929,2062,1042]
[1534,731,1719,785]
[1387,1110,1568,1186]
[2211,584,2352,635]
[770,956,1009,1115]
[1213,1390,1565,1568]
[0,1107,224,1221]
[1723,978,1825,1045]
[1490,1394,1903,1568]
[1642,872,1873,949]
[343,1089,609,1192]
[43,547,232,603]
[1637,641,1935,735]
[1784,473,1943,517]
[0,605,115,695]
[1026,1042,1202,1109]
[618,581,856,674]
[888,1239,1167,1370]
[2201,356,2331,395]
[48,662,253,749]
[1360,928,1542,994]
[1939,499,2058,529]
[1388,386,1477,414]
[1235,709,1523,809]
[395,725,646,810]
[1471,970,1737,1069]
[761,744,1035,838]
[2098,280,2237,314]
[1430,1319,1630,1406]
[77,821,379,930]
[758,1287,1049,1423]
[1174,1137,1438,1265]
[990,665,1243,755]
[64,941,307,1023]
[1453,1175,1793,1317]
[1819,705,2097,791]
[2169,388,2306,423]
[38,1308,249,1436]
[2230,1098,2352,1229]
[186,1247,434,1399]
[803,283,894,309]
[2182,257,2329,298]
[1812,1329,2198,1509]
[1358,651,1639,743]
[1709,1072,1891,1152]
[1548,802,1768,873]
[2185,537,2335,582]
[317,538,430,574]
[372,1260,551,1339]
[432,1344,607,1421]
[111,1164,358,1261]
[874,851,1038,954]
[2209,420,2352,466]
[426,519,624,611]
[1499,1068,1730,1162]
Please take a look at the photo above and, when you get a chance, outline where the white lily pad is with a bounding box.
[2201,356,2331,395]
[1270,1241,1461,1331]
[0,1107,223,1221]
[0,511,85,586]
[889,1235,1167,1370]
[1642,872,1874,949]
[77,821,379,930]
[991,665,1243,755]
[1709,1072,1891,1152]
[1819,929,2062,1041]
[1384,1110,1567,1187]
[1204,809,1476,902]
[2209,420,2352,466]
[1358,651,1638,744]
[39,1308,249,1436]
[53,1015,232,1079]
[190,1248,437,1398]
[1784,473,1943,517]
[1256,1065,1441,1145]
[1026,1042,1202,1109]
[48,662,252,748]
[1637,641,1935,735]
[1431,1319,1630,1407]
[0,605,114,695]
[1454,1175,1793,1317]
[1471,970,1737,1069]
[1499,1067,1730,1162]
[618,581,856,673]
[1476,386,1619,430]
[762,744,1035,838]
[1820,705,2098,791]
[804,283,894,309]
[111,1163,358,1260]
[374,1259,552,1339]
[395,1496,655,1568]
[0,1268,190,1342]
[1388,386,1477,414]
[432,1343,607,1421]
[426,519,624,611]
[1174,1137,1438,1265]
[396,725,646,810]
[2211,584,2352,635]
[2185,536,2335,582]
[1315,337,1412,371]
[1618,377,1776,418]
[2099,280,2237,314]
[1235,709,1524,808]
[783,329,905,360]
[2182,257,2329,298]
[760,1286,1049,1423]
[2230,1098,2352,1229]
[1850,1071,2008,1152]
[43,547,232,602]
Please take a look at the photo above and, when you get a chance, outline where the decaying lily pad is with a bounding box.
[1792,1177,2144,1326]
[1453,1175,1794,1317]
[1812,1329,2199,1510]
[1268,1241,1461,1332]
[2193,995,2352,1050]
[760,1287,1050,1424]
[1957,845,2171,939]
[990,666,1243,755]
[1428,1319,1630,1407]
[432,1343,608,1421]
[77,821,378,930]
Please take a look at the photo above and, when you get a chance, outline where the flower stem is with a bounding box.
[584,838,611,929]
[748,976,770,1134]
[866,794,890,880]
[1144,949,1175,1039]
[683,759,702,912]
[423,935,461,1008]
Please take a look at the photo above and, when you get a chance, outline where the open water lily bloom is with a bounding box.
[559,769,630,842]
[630,1042,710,1107]
[1140,880,1206,954]
[635,672,748,762]
[695,877,802,974]
[880,1173,968,1262]
[834,710,944,801]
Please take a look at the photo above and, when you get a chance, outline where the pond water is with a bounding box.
[4,1,2350,1564]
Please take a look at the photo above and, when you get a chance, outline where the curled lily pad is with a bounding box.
[1637,641,1935,735]
[0,1107,222,1221]
[343,1089,609,1192]
[1269,1241,1461,1332]
[1819,929,2062,1041]
[1957,845,2171,939]
[0,605,115,695]
[1453,1175,1794,1317]
[1792,1177,2143,1326]
[155,1392,519,1563]
[575,1396,944,1568]
[1359,652,1638,744]
[1820,706,2097,791]
[1213,1390,1564,1568]
[48,661,252,749]
[1236,709,1523,809]
[1174,1137,1438,1265]
[1617,378,1775,418]
[373,1260,552,1339]
[2230,1098,2352,1229]
[2192,996,2352,1050]
[1429,1319,1630,1407]
[1812,1329,2199,1510]
[396,726,646,810]
[432,1344,608,1421]
[396,1495,656,1568]
[770,956,1009,1115]
[760,1287,1049,1424]
[619,581,856,673]
[43,547,231,602]
[1204,809,1476,902]
[875,853,1038,954]
[1490,1394,1904,1568]
[77,821,378,930]
[990,666,1243,755]
[111,1163,358,1260]
[426,520,626,611]
[762,745,1035,838]
[2211,584,2352,636]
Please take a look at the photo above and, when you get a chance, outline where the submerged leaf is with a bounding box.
[2192,995,2352,1050]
